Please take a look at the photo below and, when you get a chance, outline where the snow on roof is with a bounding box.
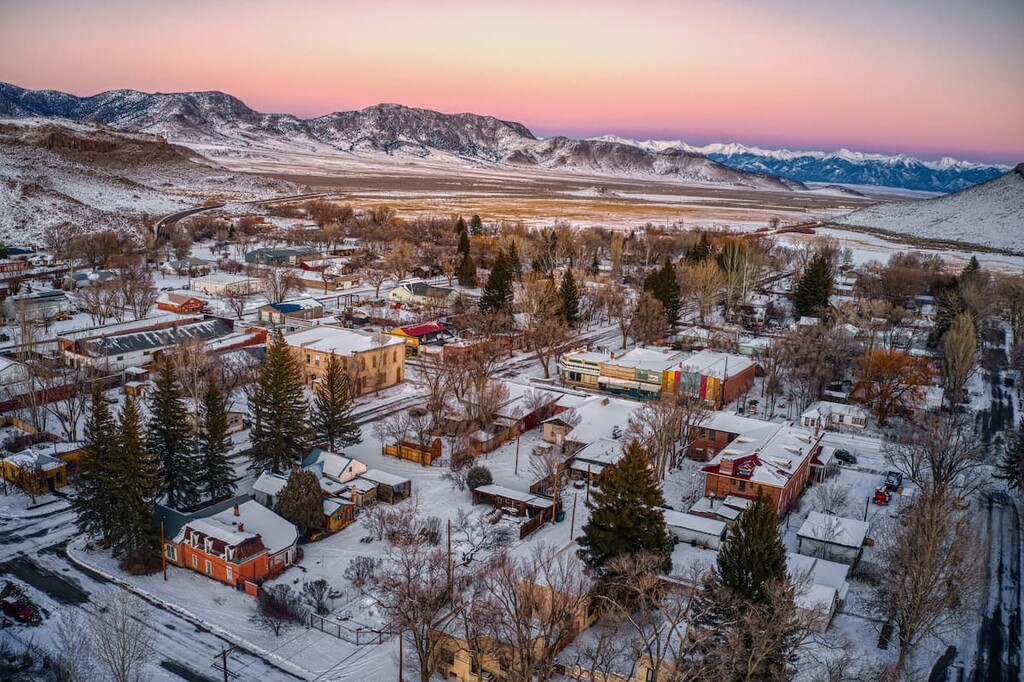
[801,401,869,420]
[323,498,354,516]
[359,468,410,488]
[79,318,232,358]
[267,297,322,314]
[560,349,610,365]
[722,495,753,511]
[703,411,778,439]
[556,395,641,445]
[0,356,25,373]
[303,447,366,482]
[474,484,555,509]
[191,273,260,286]
[703,425,820,488]
[4,450,63,471]
[601,346,687,373]
[252,471,288,498]
[572,439,625,467]
[663,509,727,537]
[203,498,297,555]
[787,552,850,595]
[797,512,869,549]
[678,351,755,380]
[285,326,404,355]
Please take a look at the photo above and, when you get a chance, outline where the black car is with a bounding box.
[834,449,857,465]
[885,471,904,492]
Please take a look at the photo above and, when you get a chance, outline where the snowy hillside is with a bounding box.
[0,83,802,191]
[589,135,1008,193]
[0,118,293,244]
[831,164,1024,252]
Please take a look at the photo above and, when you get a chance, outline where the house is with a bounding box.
[471,484,559,540]
[664,350,757,409]
[542,395,640,453]
[787,552,851,631]
[257,297,324,325]
[800,401,869,430]
[156,292,207,315]
[688,410,778,461]
[688,494,750,526]
[558,349,606,390]
[245,246,321,266]
[161,257,211,277]
[0,356,29,386]
[2,290,73,321]
[0,447,68,494]
[60,318,233,371]
[285,326,406,396]
[358,469,411,504]
[302,447,368,488]
[796,512,869,564]
[190,273,262,296]
[157,496,299,593]
[701,425,823,514]
[388,321,447,357]
[0,259,29,275]
[387,282,461,308]
[251,469,358,533]
[65,269,118,289]
[295,269,360,292]
[663,509,728,550]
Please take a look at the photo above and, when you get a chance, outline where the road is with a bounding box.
[153,191,332,237]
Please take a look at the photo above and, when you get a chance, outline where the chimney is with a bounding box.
[720,458,734,476]
[233,504,240,517]
[238,522,244,533]
[609,351,615,360]
[350,485,357,504]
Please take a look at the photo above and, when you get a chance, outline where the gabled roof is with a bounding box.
[676,351,755,380]
[302,447,366,482]
[78,318,232,358]
[702,425,820,488]
[397,321,445,337]
[285,327,405,355]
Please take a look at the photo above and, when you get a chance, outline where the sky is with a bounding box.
[1,0,1022,164]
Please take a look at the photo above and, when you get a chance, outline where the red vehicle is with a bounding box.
[1,595,37,624]
[873,488,891,506]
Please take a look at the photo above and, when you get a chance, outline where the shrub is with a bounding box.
[466,465,493,491]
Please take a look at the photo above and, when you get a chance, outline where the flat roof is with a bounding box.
[474,484,555,509]
[285,326,405,355]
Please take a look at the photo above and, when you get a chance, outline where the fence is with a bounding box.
[308,613,393,645]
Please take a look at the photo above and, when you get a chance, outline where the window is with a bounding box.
[738,480,747,492]
[315,357,320,367]
[205,560,213,575]
[306,354,311,364]
[165,545,177,562]
[372,357,377,369]
[191,554,198,569]
[226,567,233,583]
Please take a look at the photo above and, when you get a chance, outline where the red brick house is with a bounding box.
[156,292,207,315]
[701,425,823,514]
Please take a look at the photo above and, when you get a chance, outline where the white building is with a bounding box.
[663,509,728,550]
[800,401,869,431]
[797,512,869,564]
[190,273,262,296]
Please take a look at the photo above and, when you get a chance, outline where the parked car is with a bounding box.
[884,471,904,492]
[834,449,857,465]
[1,595,38,624]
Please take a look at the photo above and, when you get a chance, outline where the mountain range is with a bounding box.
[832,163,1024,253]
[591,135,1009,193]
[0,83,802,192]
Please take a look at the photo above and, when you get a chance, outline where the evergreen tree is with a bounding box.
[686,231,714,262]
[276,469,324,534]
[715,489,786,604]
[997,418,1024,493]
[588,253,600,277]
[506,241,523,280]
[454,216,468,236]
[74,384,117,542]
[578,440,672,576]
[456,229,477,287]
[197,377,234,502]
[963,255,981,277]
[311,354,362,451]
[792,254,834,319]
[558,267,580,327]
[479,251,514,315]
[469,214,483,236]
[250,331,310,473]
[147,359,197,510]
[643,258,681,327]
[109,396,161,567]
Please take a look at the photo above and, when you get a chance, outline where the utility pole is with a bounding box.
[514,433,520,476]
[214,646,235,682]
[569,493,578,538]
[160,521,167,581]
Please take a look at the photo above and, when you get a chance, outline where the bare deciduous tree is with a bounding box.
[250,584,307,637]
[261,267,301,304]
[89,593,153,682]
[884,411,987,499]
[942,312,977,406]
[222,287,252,320]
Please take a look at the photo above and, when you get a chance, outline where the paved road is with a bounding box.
[153,191,331,237]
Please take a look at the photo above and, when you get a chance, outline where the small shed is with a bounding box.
[797,512,869,564]
[358,469,412,504]
[663,509,728,550]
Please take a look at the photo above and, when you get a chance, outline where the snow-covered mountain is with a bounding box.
[0,83,803,191]
[832,164,1024,252]
[0,117,292,243]
[589,135,1009,193]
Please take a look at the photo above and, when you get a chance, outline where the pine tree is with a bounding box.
[147,359,197,510]
[250,330,310,473]
[74,384,117,542]
[643,258,681,327]
[479,251,514,315]
[197,377,234,502]
[715,489,786,604]
[792,253,834,319]
[578,440,672,576]
[454,216,468,236]
[311,354,362,451]
[109,396,161,568]
[998,418,1024,492]
[558,267,580,327]
[963,255,981,277]
[456,229,477,287]
[469,214,483,236]
[506,241,523,280]
[276,469,323,534]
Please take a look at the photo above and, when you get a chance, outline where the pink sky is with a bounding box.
[2,0,1022,164]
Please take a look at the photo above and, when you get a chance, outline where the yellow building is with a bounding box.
[284,326,406,396]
